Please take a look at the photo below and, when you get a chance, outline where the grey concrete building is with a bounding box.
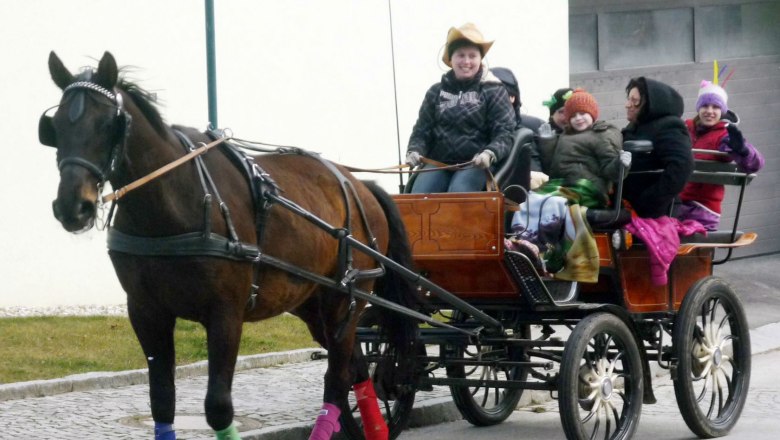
[569,0,780,257]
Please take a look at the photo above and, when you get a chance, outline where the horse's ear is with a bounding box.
[94,51,119,89]
[48,51,74,90]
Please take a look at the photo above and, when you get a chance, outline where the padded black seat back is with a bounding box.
[495,127,533,191]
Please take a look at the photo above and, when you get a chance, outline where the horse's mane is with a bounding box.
[116,73,168,138]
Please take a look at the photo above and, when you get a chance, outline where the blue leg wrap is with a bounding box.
[154,422,176,440]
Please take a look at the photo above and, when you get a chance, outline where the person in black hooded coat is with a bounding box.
[621,77,694,218]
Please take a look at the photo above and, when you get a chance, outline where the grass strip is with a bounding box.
[0,314,317,384]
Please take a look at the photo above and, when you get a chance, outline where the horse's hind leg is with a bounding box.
[294,292,359,440]
[127,301,177,440]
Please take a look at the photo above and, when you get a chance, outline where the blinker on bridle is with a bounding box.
[42,79,132,184]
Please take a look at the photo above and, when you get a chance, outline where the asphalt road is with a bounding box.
[402,346,780,440]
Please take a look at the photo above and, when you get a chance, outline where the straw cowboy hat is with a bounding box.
[442,23,494,67]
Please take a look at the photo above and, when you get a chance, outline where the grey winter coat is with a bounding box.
[407,67,516,164]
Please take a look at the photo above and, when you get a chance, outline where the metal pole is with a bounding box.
[205,0,218,129]
[388,0,405,193]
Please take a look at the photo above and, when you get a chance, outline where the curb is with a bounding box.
[0,348,324,402]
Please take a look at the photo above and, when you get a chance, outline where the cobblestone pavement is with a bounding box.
[0,358,452,440]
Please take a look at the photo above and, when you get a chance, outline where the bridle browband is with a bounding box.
[56,80,132,184]
[63,81,118,103]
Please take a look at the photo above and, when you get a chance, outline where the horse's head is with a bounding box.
[42,51,131,232]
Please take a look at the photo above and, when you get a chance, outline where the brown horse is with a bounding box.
[41,51,418,440]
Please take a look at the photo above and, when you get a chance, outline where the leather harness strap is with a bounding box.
[102,136,228,203]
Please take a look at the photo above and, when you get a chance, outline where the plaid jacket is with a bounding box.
[407,68,515,164]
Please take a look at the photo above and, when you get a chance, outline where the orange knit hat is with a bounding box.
[563,88,600,121]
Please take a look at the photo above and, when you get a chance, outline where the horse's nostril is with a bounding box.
[78,200,96,219]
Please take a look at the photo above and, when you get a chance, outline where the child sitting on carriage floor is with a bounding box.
[508,89,631,282]
[675,79,764,230]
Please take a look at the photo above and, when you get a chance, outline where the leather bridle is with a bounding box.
[54,81,132,184]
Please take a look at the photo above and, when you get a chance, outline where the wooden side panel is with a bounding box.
[393,193,519,299]
[619,246,713,313]
[619,247,669,313]
[395,193,502,258]
[671,249,713,310]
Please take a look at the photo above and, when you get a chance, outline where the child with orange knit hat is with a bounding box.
[537,88,631,208]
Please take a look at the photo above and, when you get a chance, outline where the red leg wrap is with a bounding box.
[353,379,389,440]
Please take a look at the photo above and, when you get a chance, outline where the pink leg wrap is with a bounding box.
[354,379,389,440]
[308,402,341,440]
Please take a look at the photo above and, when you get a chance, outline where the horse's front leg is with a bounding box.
[127,301,177,440]
[204,310,244,440]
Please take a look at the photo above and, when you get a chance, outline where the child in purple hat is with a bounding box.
[675,80,764,230]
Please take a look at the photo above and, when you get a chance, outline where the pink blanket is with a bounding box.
[625,216,706,285]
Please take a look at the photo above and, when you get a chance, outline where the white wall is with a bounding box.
[0,0,567,307]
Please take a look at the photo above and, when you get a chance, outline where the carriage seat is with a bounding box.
[582,140,654,231]
[493,127,534,192]
[403,127,534,193]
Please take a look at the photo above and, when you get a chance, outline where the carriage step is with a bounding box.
[504,251,556,307]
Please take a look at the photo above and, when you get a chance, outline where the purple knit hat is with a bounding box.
[696,80,728,114]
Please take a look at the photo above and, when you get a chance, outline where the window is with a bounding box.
[697,2,780,60]
[570,14,598,73]
[600,8,694,70]
[568,2,780,72]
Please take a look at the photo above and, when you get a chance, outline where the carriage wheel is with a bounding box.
[340,306,416,440]
[559,312,643,440]
[672,276,751,438]
[446,312,529,426]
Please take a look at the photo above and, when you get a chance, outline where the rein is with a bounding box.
[342,157,474,174]
[341,157,498,191]
[102,136,229,203]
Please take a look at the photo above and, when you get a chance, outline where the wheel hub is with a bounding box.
[713,347,723,368]
[600,377,614,400]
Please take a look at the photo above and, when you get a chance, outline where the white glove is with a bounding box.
[538,122,554,139]
[619,151,632,168]
[473,150,496,169]
[405,151,422,168]
[530,171,549,190]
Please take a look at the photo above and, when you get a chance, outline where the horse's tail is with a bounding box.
[362,181,420,381]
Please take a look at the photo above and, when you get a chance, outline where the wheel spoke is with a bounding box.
[588,410,601,440]
[724,361,735,392]
[602,403,612,440]
[706,373,717,418]
[707,298,721,334]
[696,374,709,402]
[716,371,725,418]
[717,312,732,340]
[694,359,713,380]
[581,403,598,423]
[607,350,624,376]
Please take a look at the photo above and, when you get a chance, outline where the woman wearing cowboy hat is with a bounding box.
[405,23,516,193]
